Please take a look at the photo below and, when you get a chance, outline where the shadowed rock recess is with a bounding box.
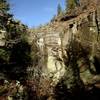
[0,0,100,100]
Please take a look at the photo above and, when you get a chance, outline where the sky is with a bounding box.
[9,0,65,28]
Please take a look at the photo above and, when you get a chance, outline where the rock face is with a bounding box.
[0,11,7,46]
[0,30,6,46]
[30,0,100,88]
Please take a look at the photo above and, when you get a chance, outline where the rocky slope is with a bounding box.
[29,0,100,89]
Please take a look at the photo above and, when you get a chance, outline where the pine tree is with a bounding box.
[57,3,62,16]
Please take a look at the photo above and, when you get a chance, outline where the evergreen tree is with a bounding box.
[57,3,62,16]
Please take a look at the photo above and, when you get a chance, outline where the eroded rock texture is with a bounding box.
[27,1,100,99]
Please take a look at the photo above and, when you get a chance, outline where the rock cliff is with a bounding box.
[29,0,100,90]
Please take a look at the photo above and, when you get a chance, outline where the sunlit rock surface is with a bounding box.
[29,0,100,87]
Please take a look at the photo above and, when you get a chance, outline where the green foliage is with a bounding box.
[67,0,76,9]
[0,0,32,81]
[10,40,32,66]
[6,20,28,40]
[0,0,10,12]
[57,3,62,16]
[65,0,79,10]
[0,48,10,63]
